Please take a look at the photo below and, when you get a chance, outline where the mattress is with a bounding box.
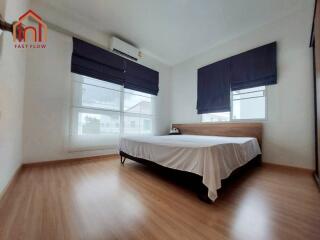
[119,134,261,201]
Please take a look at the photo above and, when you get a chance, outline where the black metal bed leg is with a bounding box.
[120,156,126,165]
[197,184,212,204]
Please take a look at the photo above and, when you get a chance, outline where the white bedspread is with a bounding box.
[119,135,261,201]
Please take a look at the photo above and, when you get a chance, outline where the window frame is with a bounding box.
[201,86,268,123]
[69,73,154,151]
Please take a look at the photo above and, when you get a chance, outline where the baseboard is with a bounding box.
[262,162,313,174]
[0,165,22,202]
[23,154,119,168]
[314,172,320,190]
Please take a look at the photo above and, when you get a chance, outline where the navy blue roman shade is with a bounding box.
[230,42,277,91]
[71,38,125,85]
[125,60,159,95]
[71,38,159,95]
[197,42,277,114]
[197,58,231,114]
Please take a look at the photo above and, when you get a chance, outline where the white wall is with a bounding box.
[23,6,172,163]
[0,0,29,193]
[171,5,315,169]
[21,1,315,170]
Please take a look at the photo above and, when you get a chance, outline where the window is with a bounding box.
[70,74,153,149]
[123,89,153,135]
[202,112,230,122]
[202,86,266,122]
[232,86,266,120]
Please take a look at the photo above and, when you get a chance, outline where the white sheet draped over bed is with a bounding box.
[119,135,261,201]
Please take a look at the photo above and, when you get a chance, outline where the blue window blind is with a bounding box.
[71,38,125,85]
[197,42,277,114]
[230,42,277,91]
[197,58,231,114]
[125,60,159,95]
[71,38,159,95]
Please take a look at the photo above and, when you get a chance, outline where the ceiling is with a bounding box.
[33,0,313,65]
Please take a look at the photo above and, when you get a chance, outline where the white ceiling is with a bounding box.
[33,0,313,65]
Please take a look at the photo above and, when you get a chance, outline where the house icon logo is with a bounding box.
[12,9,47,49]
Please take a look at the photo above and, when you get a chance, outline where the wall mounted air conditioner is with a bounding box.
[110,37,140,61]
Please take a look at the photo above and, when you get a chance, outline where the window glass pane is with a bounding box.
[73,73,121,91]
[232,86,266,120]
[124,114,141,135]
[200,86,266,122]
[124,92,152,115]
[74,82,121,111]
[124,88,151,98]
[233,91,264,100]
[233,86,265,94]
[232,95,265,120]
[71,74,154,149]
[202,112,230,122]
[141,117,152,134]
[123,114,152,135]
[74,109,120,136]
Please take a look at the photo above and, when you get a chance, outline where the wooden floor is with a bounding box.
[0,156,319,240]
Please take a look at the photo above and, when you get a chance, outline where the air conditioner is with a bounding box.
[110,37,140,61]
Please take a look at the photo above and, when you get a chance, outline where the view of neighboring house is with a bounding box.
[79,100,152,136]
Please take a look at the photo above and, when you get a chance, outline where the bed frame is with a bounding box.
[172,122,262,146]
[120,122,263,203]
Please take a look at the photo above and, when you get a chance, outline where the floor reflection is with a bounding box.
[72,171,145,238]
[232,190,272,240]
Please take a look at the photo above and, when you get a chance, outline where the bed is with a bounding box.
[119,122,262,202]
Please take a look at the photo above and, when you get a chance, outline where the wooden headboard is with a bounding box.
[172,122,263,146]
